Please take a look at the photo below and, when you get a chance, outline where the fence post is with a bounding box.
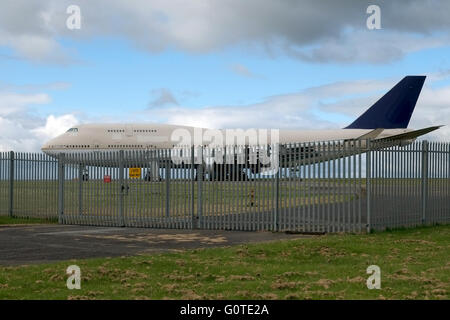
[274,144,280,232]
[78,164,83,216]
[119,150,125,227]
[191,145,196,229]
[197,146,203,229]
[421,140,428,224]
[366,139,371,233]
[57,153,65,224]
[9,151,14,218]
[165,150,170,220]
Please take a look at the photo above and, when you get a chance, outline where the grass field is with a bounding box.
[1,179,361,219]
[0,216,58,225]
[1,178,447,219]
[0,224,448,300]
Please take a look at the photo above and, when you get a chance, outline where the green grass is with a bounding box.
[0,216,58,225]
[2,178,447,220]
[1,178,447,219]
[0,179,361,219]
[0,224,448,300]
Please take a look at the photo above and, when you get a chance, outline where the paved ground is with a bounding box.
[0,224,309,266]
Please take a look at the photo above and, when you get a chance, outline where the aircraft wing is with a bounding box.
[356,128,384,140]
[375,125,443,142]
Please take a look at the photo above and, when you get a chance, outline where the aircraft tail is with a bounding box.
[346,76,426,129]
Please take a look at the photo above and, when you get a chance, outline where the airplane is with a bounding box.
[41,75,442,180]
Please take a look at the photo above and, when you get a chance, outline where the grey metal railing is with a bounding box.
[0,140,449,232]
[368,140,450,230]
[0,151,58,220]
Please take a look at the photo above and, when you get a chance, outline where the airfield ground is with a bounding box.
[0,216,57,225]
[0,221,448,300]
[0,224,306,265]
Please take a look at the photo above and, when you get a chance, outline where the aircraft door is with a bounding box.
[125,125,134,137]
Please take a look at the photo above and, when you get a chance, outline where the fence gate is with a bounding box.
[0,152,58,220]
[57,141,368,233]
[59,150,194,228]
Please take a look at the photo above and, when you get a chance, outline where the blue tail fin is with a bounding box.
[345,76,426,129]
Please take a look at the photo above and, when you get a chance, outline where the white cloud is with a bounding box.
[32,114,79,141]
[0,112,79,152]
[0,87,79,152]
[2,0,450,64]
[145,75,450,141]
[148,88,179,108]
[230,63,264,79]
[0,81,71,92]
[0,92,50,116]
[287,30,448,64]
[409,86,450,141]
[0,32,71,64]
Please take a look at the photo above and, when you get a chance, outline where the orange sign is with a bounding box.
[129,168,141,179]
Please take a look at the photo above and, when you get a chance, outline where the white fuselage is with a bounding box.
[41,123,412,156]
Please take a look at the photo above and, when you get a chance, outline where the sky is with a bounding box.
[1,0,450,152]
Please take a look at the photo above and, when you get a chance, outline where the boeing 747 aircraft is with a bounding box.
[42,76,440,152]
[41,76,441,179]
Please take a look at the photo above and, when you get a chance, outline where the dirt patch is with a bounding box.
[83,233,228,245]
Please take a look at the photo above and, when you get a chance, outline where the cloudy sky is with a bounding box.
[1,0,450,151]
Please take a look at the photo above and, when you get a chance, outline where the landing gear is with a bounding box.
[144,160,161,181]
[208,164,249,181]
[81,167,89,181]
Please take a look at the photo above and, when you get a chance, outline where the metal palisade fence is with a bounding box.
[0,139,449,232]
[368,140,450,230]
[0,151,58,219]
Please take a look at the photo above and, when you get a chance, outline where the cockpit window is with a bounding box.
[67,128,78,133]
